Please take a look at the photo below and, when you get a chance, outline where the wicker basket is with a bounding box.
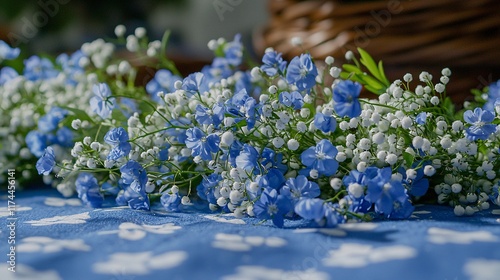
[255,0,500,101]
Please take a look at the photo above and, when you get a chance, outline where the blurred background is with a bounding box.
[1,0,499,101]
[0,0,268,60]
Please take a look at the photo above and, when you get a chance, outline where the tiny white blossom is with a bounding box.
[291,36,303,46]
[287,139,299,151]
[430,96,440,105]
[345,51,354,60]
[309,169,319,179]
[348,183,364,198]
[451,120,463,132]
[272,137,285,148]
[325,56,334,65]
[71,119,81,130]
[451,183,462,193]
[454,205,465,216]
[114,24,126,37]
[330,178,342,191]
[466,193,477,203]
[434,83,445,93]
[403,73,413,82]
[423,165,436,176]
[335,152,347,162]
[406,169,417,180]
[419,71,432,82]
[385,153,398,165]
[412,136,424,149]
[221,131,235,147]
[356,162,367,172]
[268,85,277,94]
[465,206,475,216]
[329,67,341,78]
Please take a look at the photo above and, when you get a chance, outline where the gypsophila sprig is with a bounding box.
[4,27,500,227]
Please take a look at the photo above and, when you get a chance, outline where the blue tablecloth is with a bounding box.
[1,188,500,280]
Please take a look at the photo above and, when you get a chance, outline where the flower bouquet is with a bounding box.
[2,26,499,228]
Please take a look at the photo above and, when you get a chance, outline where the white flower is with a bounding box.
[325,56,335,65]
[430,96,440,105]
[423,165,436,176]
[291,36,303,46]
[419,71,432,82]
[329,67,341,78]
[454,205,465,216]
[287,139,299,151]
[385,153,398,165]
[330,178,342,191]
[114,25,126,37]
[221,131,234,147]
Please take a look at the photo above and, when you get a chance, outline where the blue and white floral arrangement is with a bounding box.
[1,26,499,228]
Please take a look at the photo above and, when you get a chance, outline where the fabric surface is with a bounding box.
[1,188,500,280]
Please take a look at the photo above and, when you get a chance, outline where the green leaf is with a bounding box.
[60,106,95,123]
[403,152,414,168]
[377,60,390,86]
[342,64,363,75]
[358,48,384,83]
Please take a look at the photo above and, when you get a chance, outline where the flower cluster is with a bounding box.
[2,26,500,228]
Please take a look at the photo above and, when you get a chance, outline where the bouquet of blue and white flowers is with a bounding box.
[2,26,499,227]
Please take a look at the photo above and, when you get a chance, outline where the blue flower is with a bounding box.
[257,168,286,190]
[286,54,318,92]
[36,146,56,175]
[314,113,337,133]
[228,140,244,167]
[281,175,320,203]
[364,167,411,217]
[279,91,304,110]
[75,173,104,208]
[415,112,427,125]
[197,173,221,204]
[195,103,224,127]
[115,185,150,211]
[38,107,68,133]
[185,127,220,161]
[261,50,287,77]
[146,69,181,103]
[90,83,115,119]
[56,50,86,85]
[0,40,20,61]
[120,160,148,194]
[463,107,497,141]
[0,67,18,85]
[161,192,182,212]
[118,97,139,118]
[244,97,258,129]
[104,127,129,145]
[55,127,74,147]
[253,189,292,228]
[104,127,131,161]
[235,144,259,172]
[182,72,209,95]
[235,71,255,96]
[294,198,343,227]
[333,80,362,118]
[483,80,500,112]
[388,198,415,219]
[399,166,429,197]
[26,130,48,157]
[23,56,59,81]
[223,34,243,67]
[294,198,324,220]
[300,139,338,176]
